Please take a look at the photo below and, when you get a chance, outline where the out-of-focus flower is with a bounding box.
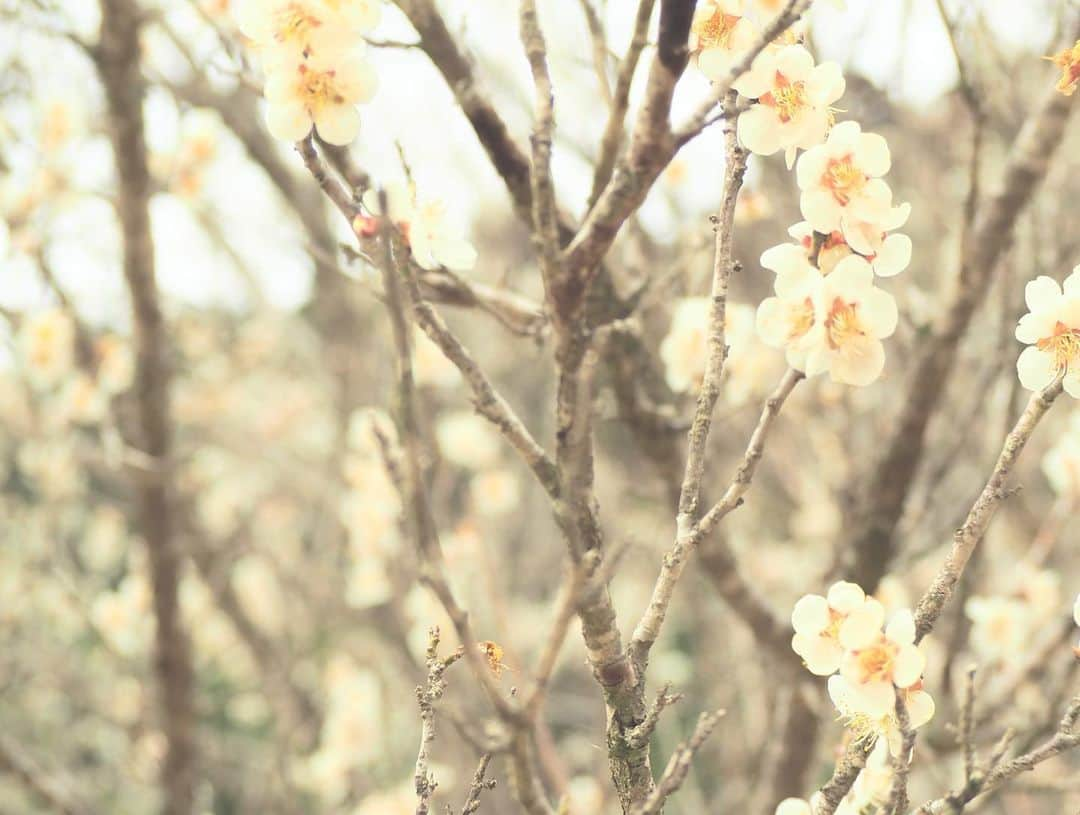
[1043,412,1080,496]
[91,574,153,656]
[791,581,883,676]
[95,334,135,394]
[469,468,521,516]
[18,308,75,387]
[965,596,1031,663]
[231,554,286,634]
[264,48,377,145]
[796,121,897,250]
[735,187,773,224]
[413,327,460,388]
[436,410,501,469]
[1046,39,1080,96]
[734,45,844,167]
[236,0,378,66]
[344,557,393,608]
[360,184,477,271]
[773,799,811,815]
[690,0,757,80]
[1015,268,1080,397]
[838,608,926,719]
[660,297,710,392]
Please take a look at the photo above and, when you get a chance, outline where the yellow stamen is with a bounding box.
[1036,321,1080,370]
[825,297,865,350]
[693,9,741,50]
[788,297,815,341]
[823,156,867,205]
[1045,40,1080,97]
[296,64,344,112]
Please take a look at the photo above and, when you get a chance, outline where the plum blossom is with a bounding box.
[787,220,911,278]
[829,673,935,755]
[263,47,377,144]
[1047,39,1080,96]
[1015,268,1080,397]
[236,0,379,66]
[760,255,896,386]
[838,607,927,720]
[733,45,845,167]
[689,0,757,81]
[659,298,777,403]
[791,581,884,676]
[360,184,478,271]
[796,121,898,250]
[964,596,1032,663]
[18,307,75,388]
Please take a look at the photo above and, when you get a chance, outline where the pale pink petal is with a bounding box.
[314,104,361,146]
[827,581,865,613]
[830,335,884,386]
[885,609,916,644]
[860,289,898,339]
[873,233,911,277]
[775,44,814,81]
[1016,346,1057,392]
[806,61,845,106]
[795,145,828,190]
[761,242,810,275]
[801,189,844,233]
[792,593,830,634]
[1025,276,1063,312]
[827,254,874,289]
[839,599,885,649]
[738,105,783,155]
[266,101,312,143]
[848,679,896,719]
[856,132,891,176]
[892,644,926,688]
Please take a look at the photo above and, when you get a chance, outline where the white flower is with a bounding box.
[829,673,935,755]
[263,47,377,145]
[790,581,881,676]
[964,596,1031,663]
[660,297,711,392]
[774,799,811,815]
[796,121,897,248]
[361,184,478,271]
[838,608,926,720]
[236,0,378,66]
[755,261,821,371]
[786,220,911,278]
[1015,267,1080,397]
[690,0,757,81]
[806,256,897,386]
[734,45,845,166]
[469,469,521,517]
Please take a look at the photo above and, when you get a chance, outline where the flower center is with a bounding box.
[760,73,807,123]
[694,10,740,50]
[1047,40,1080,95]
[788,297,816,341]
[823,156,867,205]
[274,3,322,44]
[825,298,865,350]
[1036,321,1080,370]
[853,640,898,684]
[296,64,344,111]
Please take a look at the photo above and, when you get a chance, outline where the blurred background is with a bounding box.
[0,0,1078,812]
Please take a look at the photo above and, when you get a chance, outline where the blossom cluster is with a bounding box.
[236,0,380,145]
[692,13,910,389]
[791,581,934,755]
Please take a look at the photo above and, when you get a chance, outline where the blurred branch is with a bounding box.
[96,2,197,812]
[588,0,656,210]
[0,736,90,815]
